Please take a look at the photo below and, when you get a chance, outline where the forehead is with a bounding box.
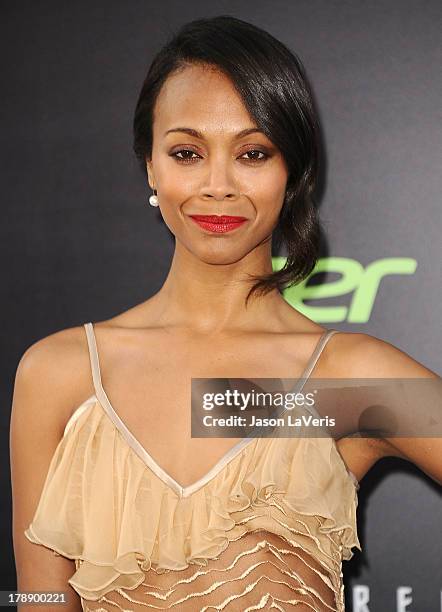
[153,63,257,136]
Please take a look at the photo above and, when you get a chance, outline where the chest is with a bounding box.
[96,333,317,486]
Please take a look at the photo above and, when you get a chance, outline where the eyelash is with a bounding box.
[169,148,270,164]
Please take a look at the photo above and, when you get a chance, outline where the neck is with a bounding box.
[147,239,290,335]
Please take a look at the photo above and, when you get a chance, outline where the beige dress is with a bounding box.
[24,323,361,611]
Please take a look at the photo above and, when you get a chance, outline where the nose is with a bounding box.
[198,157,240,202]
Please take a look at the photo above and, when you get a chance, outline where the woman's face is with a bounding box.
[146,63,289,265]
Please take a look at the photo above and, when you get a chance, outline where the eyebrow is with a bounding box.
[164,127,266,139]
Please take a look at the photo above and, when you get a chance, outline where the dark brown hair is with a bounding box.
[133,15,322,306]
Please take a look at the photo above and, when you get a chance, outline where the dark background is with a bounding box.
[2,1,441,609]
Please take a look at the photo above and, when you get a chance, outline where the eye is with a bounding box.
[169,148,270,165]
[170,149,201,164]
[240,149,269,162]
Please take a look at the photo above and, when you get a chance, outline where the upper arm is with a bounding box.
[335,332,442,485]
[10,327,90,610]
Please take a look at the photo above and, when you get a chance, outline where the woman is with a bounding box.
[11,15,441,612]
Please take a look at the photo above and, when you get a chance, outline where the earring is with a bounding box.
[149,188,159,207]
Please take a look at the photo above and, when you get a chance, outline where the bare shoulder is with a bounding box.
[324,330,438,378]
[326,330,441,464]
[13,323,94,429]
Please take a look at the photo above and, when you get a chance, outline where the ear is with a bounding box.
[145,158,155,189]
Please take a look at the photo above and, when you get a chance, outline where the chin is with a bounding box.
[194,246,249,266]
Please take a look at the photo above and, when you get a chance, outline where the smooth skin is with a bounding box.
[11,63,442,610]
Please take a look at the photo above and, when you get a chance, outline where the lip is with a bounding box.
[189,214,248,234]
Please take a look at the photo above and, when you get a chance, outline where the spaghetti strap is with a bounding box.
[83,323,338,394]
[300,328,339,380]
[83,322,104,398]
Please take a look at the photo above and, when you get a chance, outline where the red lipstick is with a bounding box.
[189,214,248,234]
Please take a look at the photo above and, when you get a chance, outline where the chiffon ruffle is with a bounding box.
[24,397,361,601]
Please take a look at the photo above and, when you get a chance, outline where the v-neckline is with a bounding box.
[84,322,336,499]
[95,383,261,498]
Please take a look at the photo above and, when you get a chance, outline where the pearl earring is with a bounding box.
[149,189,159,207]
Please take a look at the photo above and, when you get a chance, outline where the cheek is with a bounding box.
[154,177,195,221]
[249,159,287,197]
[252,177,287,221]
[155,160,200,202]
